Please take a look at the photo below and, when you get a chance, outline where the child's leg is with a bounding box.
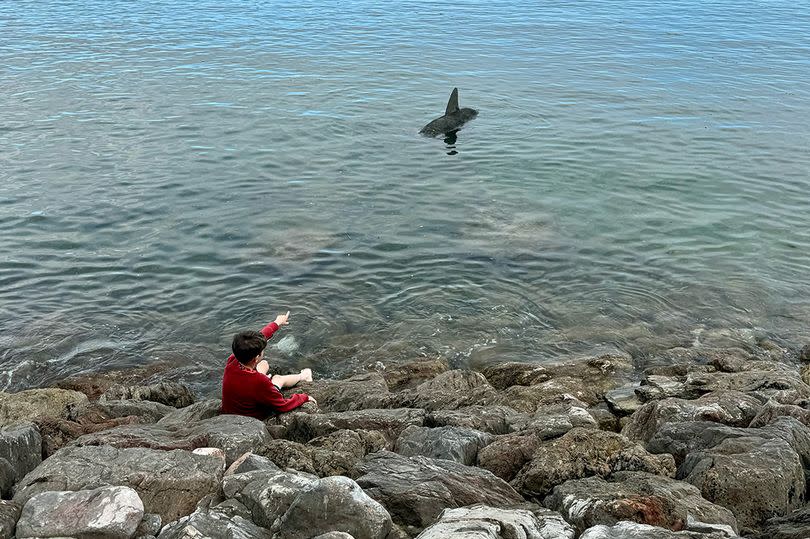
[271,368,313,388]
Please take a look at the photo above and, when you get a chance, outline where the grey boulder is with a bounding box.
[352,450,523,530]
[13,445,222,523]
[0,500,21,539]
[284,408,425,443]
[0,422,41,494]
[157,504,272,539]
[579,521,733,539]
[512,428,676,497]
[100,381,195,408]
[16,485,144,539]
[415,504,575,539]
[544,471,738,534]
[426,405,529,435]
[221,467,317,529]
[394,425,493,465]
[274,476,392,539]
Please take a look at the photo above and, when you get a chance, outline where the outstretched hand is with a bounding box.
[274,311,290,326]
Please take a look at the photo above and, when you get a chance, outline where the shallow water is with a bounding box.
[2,0,810,395]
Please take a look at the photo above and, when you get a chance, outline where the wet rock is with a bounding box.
[0,388,88,426]
[498,377,602,412]
[0,500,21,539]
[353,450,523,530]
[480,362,553,389]
[476,432,540,482]
[754,506,810,539]
[274,476,392,539]
[382,358,450,392]
[100,381,196,408]
[621,391,762,444]
[13,445,223,523]
[157,504,272,539]
[544,471,738,534]
[71,399,175,423]
[402,370,500,411]
[284,408,425,443]
[512,428,675,497]
[221,467,316,529]
[69,413,271,465]
[680,432,805,528]
[0,422,41,489]
[394,425,493,465]
[56,363,173,400]
[579,521,733,539]
[291,373,399,413]
[156,398,222,427]
[16,485,144,539]
[748,399,810,428]
[415,504,575,539]
[425,405,528,434]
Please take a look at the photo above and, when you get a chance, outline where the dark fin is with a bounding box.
[444,88,460,115]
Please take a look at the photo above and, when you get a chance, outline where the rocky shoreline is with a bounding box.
[1,341,810,538]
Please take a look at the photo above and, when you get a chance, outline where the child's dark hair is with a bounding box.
[232,330,267,364]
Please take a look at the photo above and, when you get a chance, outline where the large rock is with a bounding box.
[69,413,271,465]
[400,370,500,411]
[523,401,599,439]
[157,398,222,427]
[680,433,805,528]
[71,399,175,423]
[477,432,540,482]
[221,467,317,529]
[415,504,575,539]
[274,476,392,539]
[256,433,380,478]
[394,426,493,465]
[56,363,173,400]
[496,377,602,412]
[544,471,738,534]
[100,381,195,408]
[754,506,810,539]
[0,422,41,488]
[684,367,810,404]
[635,375,697,402]
[512,428,676,497]
[16,485,144,539]
[382,358,450,391]
[157,504,272,539]
[579,521,733,539]
[621,391,762,443]
[352,451,523,530]
[0,389,88,426]
[13,445,222,523]
[426,406,528,435]
[748,399,810,428]
[291,373,398,412]
[647,417,810,469]
[284,408,425,443]
[0,501,21,539]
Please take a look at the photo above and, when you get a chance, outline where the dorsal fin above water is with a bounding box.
[445,87,460,115]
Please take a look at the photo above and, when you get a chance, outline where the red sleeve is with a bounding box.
[255,375,309,413]
[261,322,280,340]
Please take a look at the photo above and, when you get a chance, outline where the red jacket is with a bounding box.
[221,321,309,418]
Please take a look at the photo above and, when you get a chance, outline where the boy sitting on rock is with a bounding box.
[221,311,316,419]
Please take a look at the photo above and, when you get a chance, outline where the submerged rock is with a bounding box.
[16,485,144,539]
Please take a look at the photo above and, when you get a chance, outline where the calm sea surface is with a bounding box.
[2,0,809,395]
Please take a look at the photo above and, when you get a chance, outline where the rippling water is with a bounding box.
[2,0,810,394]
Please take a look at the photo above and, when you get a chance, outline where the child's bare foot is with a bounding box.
[299,368,313,382]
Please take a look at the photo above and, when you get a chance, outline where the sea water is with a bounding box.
[2,0,809,394]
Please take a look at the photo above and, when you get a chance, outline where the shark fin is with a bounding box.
[444,88,460,115]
